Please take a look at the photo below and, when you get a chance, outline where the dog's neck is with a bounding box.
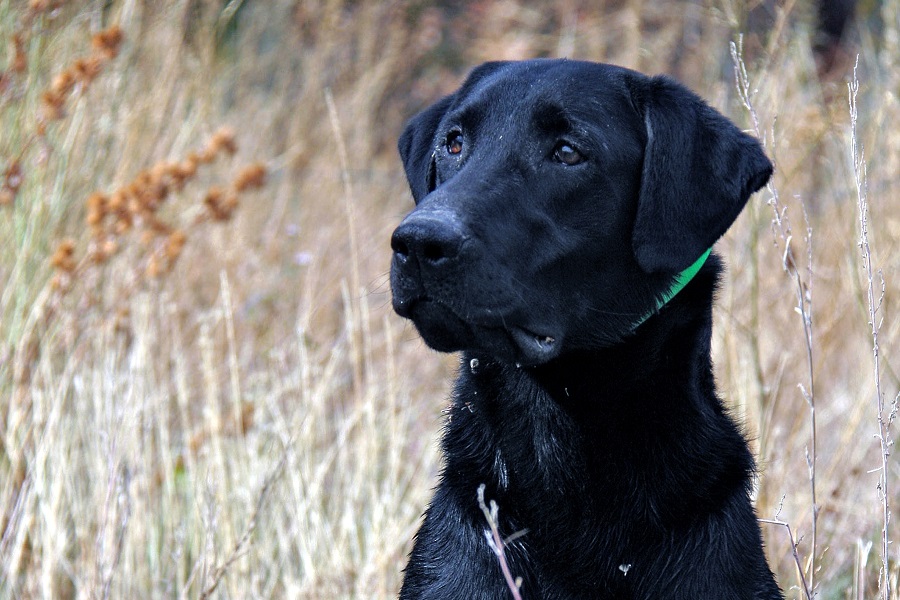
[629,247,713,331]
[458,259,749,517]
[448,258,757,541]
[540,257,719,399]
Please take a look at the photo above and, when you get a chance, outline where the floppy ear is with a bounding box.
[631,75,773,273]
[398,94,454,202]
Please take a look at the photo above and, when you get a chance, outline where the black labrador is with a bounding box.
[390,59,782,600]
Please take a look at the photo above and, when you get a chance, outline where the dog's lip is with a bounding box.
[395,295,562,365]
[508,326,562,366]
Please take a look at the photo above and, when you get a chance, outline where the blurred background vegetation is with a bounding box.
[1,1,898,598]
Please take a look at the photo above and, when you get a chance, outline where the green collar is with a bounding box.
[632,248,712,329]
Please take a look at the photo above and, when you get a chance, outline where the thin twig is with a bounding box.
[324,87,364,395]
[730,37,818,597]
[197,454,287,600]
[760,515,812,600]
[849,55,892,600]
[477,484,525,600]
[100,464,131,600]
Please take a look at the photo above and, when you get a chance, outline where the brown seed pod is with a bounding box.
[234,163,267,192]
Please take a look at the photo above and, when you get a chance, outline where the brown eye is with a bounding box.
[446,131,463,155]
[554,142,583,166]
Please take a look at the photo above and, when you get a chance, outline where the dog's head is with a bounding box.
[391,59,772,366]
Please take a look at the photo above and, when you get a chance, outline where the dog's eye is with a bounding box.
[446,131,463,155]
[553,142,584,166]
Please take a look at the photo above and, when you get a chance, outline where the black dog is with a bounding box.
[391,59,782,599]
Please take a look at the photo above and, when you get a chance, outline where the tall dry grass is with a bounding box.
[0,1,897,598]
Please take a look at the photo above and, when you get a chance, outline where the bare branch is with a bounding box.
[849,55,893,600]
[477,484,525,600]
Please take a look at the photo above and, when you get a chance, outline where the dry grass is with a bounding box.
[0,1,897,598]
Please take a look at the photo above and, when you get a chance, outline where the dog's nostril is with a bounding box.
[423,241,450,263]
[391,233,410,259]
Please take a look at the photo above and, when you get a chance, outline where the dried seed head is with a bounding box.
[196,148,218,165]
[51,70,76,96]
[146,214,171,234]
[204,186,224,205]
[50,273,66,291]
[167,163,192,190]
[108,190,126,212]
[146,254,161,278]
[143,179,169,206]
[41,88,64,108]
[4,161,22,192]
[113,213,133,234]
[40,89,66,120]
[234,162,267,192]
[101,238,118,256]
[165,229,187,261]
[126,194,142,216]
[86,208,104,227]
[86,191,107,211]
[92,25,123,59]
[209,127,237,156]
[28,0,61,12]
[222,193,238,214]
[90,244,109,264]
[51,239,77,272]
[203,186,238,221]
[72,57,103,84]
[12,34,27,73]
[180,157,198,178]
[148,163,166,182]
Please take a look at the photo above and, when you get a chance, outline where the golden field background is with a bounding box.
[1,1,898,598]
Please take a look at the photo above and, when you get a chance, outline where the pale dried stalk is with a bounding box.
[325,87,364,395]
[98,464,131,600]
[849,56,893,600]
[730,38,818,597]
[477,484,525,600]
[197,454,286,600]
[760,516,812,600]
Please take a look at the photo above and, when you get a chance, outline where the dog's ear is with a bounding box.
[398,61,510,202]
[398,95,453,202]
[630,75,773,273]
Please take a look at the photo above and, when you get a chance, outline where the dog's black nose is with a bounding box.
[391,211,466,268]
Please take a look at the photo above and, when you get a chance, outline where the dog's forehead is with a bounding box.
[449,60,639,132]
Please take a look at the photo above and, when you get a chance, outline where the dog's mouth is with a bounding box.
[508,326,560,365]
[396,296,562,366]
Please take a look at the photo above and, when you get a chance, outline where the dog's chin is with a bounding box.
[405,301,473,353]
[400,298,563,367]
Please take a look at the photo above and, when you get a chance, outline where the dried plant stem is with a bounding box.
[477,484,525,600]
[796,203,818,595]
[730,38,818,597]
[195,454,286,600]
[98,464,131,600]
[325,87,365,394]
[220,271,244,433]
[849,56,894,600]
[857,539,874,600]
[760,514,812,600]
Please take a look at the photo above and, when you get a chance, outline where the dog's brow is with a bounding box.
[531,101,573,134]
